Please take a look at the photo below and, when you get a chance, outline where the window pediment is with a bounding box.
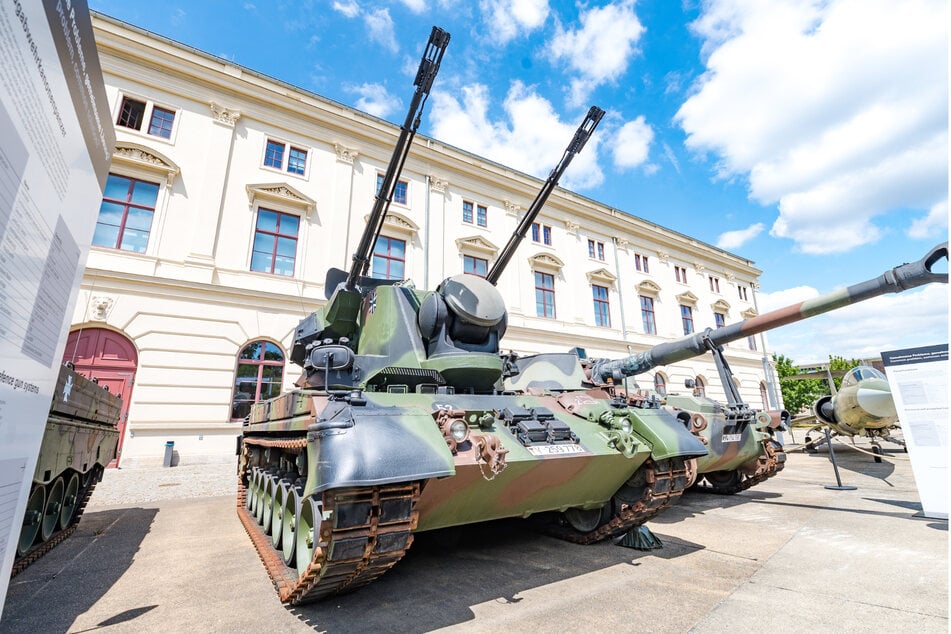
[528,252,564,270]
[676,291,699,305]
[112,141,180,185]
[711,299,731,313]
[637,280,662,295]
[586,267,617,285]
[247,182,316,216]
[363,211,419,235]
[455,235,499,255]
[741,308,758,319]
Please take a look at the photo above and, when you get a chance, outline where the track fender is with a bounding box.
[630,409,708,461]
[306,403,454,494]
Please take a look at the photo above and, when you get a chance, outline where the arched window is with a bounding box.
[653,373,666,397]
[694,376,706,397]
[231,340,285,420]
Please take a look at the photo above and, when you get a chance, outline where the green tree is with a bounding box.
[772,354,827,416]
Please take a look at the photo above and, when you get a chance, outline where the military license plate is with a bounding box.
[526,444,585,456]
[721,433,743,443]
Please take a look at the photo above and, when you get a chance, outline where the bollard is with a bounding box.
[163,441,175,467]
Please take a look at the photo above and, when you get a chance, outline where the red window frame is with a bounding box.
[640,295,656,334]
[372,236,406,280]
[92,174,159,253]
[681,304,694,335]
[464,254,487,277]
[231,340,285,420]
[535,271,555,318]
[250,208,299,276]
[592,284,610,327]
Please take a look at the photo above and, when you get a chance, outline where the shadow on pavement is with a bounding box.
[1,507,157,632]
[288,517,700,632]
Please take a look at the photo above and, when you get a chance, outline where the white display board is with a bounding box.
[881,344,948,520]
[0,0,113,614]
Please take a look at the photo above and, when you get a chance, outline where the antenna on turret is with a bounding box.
[345,26,450,291]
[485,106,605,285]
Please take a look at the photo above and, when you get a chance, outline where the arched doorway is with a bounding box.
[63,328,138,467]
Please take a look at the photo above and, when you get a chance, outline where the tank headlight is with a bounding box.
[450,420,469,443]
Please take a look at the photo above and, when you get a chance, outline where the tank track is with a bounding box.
[237,473,421,605]
[549,458,692,545]
[694,439,786,495]
[11,468,103,577]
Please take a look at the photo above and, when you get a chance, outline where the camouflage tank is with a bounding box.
[236,26,707,605]
[12,362,121,576]
[583,241,947,494]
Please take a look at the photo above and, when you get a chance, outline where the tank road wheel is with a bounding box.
[564,506,610,533]
[41,478,65,542]
[17,486,45,556]
[245,468,257,511]
[281,487,300,566]
[254,471,268,524]
[703,470,742,494]
[262,476,276,533]
[296,494,321,573]
[59,473,81,530]
[271,480,287,549]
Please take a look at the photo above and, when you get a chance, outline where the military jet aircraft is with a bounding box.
[803,366,901,462]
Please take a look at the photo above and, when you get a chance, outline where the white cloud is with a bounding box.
[610,116,653,169]
[346,83,400,118]
[430,82,604,190]
[676,0,948,254]
[548,0,645,106]
[717,222,764,250]
[758,283,948,365]
[909,200,949,240]
[400,0,427,12]
[480,0,550,45]
[332,1,360,18]
[365,8,398,53]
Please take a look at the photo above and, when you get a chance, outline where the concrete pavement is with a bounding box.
[1,440,946,633]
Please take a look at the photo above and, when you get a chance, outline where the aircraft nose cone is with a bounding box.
[855,387,897,418]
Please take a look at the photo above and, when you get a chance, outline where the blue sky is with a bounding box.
[88,0,948,364]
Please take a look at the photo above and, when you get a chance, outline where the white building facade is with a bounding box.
[72,14,778,466]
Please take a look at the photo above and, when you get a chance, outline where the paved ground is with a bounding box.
[1,438,946,633]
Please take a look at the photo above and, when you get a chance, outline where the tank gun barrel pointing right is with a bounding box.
[590,242,948,384]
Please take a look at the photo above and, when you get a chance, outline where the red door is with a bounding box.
[63,329,138,467]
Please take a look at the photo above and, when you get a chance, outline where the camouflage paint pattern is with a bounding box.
[813,368,898,436]
[33,365,121,485]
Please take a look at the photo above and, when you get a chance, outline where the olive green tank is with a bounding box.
[12,362,121,576]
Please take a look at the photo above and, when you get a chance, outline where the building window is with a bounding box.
[231,340,284,420]
[738,285,749,301]
[250,209,299,276]
[675,265,688,283]
[694,376,706,397]
[709,276,720,293]
[654,373,666,397]
[714,312,726,329]
[376,174,408,205]
[148,106,176,138]
[534,271,555,318]
[264,139,308,175]
[116,96,176,139]
[372,236,405,280]
[587,239,605,261]
[116,96,146,130]
[592,284,610,327]
[680,304,694,335]
[635,253,649,273]
[92,174,160,253]
[463,254,487,277]
[640,295,656,335]
[462,201,473,224]
[748,335,757,351]
[531,222,552,246]
[477,204,487,227]
[462,201,487,226]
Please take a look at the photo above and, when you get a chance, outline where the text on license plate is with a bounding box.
[721,433,743,443]
[527,444,586,456]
